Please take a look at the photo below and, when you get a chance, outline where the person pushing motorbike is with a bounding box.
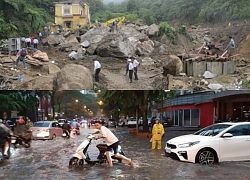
[92,120,132,167]
[62,120,71,138]
[0,120,13,159]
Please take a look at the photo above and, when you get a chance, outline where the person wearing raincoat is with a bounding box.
[151,117,165,149]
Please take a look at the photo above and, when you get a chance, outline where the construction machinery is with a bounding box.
[104,16,126,27]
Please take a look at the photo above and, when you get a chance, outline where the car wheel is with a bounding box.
[195,148,218,165]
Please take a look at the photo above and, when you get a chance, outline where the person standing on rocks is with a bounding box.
[124,57,129,76]
[39,32,42,40]
[128,58,134,83]
[93,59,101,82]
[33,38,38,49]
[15,48,28,70]
[228,36,235,56]
[151,117,165,150]
[132,56,139,80]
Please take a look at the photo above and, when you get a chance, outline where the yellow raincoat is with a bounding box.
[152,123,165,149]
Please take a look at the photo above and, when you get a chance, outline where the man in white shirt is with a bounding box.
[25,37,31,47]
[132,56,139,80]
[93,59,101,82]
[128,59,133,83]
[93,120,132,167]
[33,38,39,49]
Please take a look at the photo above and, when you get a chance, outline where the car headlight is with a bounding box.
[178,141,200,148]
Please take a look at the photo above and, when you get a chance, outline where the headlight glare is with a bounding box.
[178,141,200,148]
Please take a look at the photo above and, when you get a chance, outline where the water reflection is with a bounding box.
[1,127,250,180]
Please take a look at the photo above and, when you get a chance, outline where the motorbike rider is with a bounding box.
[0,119,13,159]
[70,119,80,131]
[13,116,32,147]
[62,120,71,138]
[92,120,132,167]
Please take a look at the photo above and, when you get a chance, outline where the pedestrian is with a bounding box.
[124,57,129,76]
[26,117,33,128]
[132,56,139,80]
[128,58,133,83]
[39,32,42,40]
[92,120,132,167]
[151,117,165,150]
[228,36,235,56]
[33,37,38,49]
[15,48,28,70]
[25,37,31,47]
[93,59,101,82]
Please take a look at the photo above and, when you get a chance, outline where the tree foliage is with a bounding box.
[1,0,250,39]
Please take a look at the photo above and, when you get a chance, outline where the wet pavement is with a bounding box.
[1,126,250,180]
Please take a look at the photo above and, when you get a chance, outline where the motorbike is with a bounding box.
[62,129,70,139]
[69,134,125,167]
[71,127,80,135]
[0,135,17,160]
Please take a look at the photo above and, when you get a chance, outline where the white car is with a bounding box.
[165,122,250,165]
[127,117,137,128]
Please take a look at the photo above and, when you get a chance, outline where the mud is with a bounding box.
[1,127,250,180]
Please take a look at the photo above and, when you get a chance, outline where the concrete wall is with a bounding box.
[184,60,236,77]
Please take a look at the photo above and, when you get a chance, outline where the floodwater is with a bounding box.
[1,127,250,180]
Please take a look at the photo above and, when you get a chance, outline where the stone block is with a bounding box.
[206,62,223,75]
[223,61,236,74]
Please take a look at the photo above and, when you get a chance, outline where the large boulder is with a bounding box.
[136,40,155,56]
[59,42,79,52]
[147,24,159,36]
[163,55,183,76]
[49,64,61,74]
[42,35,65,46]
[54,64,93,90]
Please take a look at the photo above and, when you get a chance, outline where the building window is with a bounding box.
[65,22,71,28]
[191,109,200,126]
[63,6,71,15]
[184,109,191,126]
[174,110,178,126]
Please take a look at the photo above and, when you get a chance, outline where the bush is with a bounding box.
[159,22,176,43]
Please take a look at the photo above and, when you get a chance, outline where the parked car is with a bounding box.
[118,119,127,127]
[127,117,137,128]
[107,119,116,128]
[6,116,20,131]
[30,121,63,140]
[162,117,172,127]
[165,122,250,165]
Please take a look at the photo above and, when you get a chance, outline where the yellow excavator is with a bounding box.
[104,16,126,26]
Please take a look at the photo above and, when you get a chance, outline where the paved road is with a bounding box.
[0,126,250,180]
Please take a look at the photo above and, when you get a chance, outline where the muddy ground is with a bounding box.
[4,21,250,90]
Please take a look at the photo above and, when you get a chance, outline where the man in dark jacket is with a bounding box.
[13,118,32,147]
[62,120,71,138]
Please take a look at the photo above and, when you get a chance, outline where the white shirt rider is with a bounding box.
[99,126,118,146]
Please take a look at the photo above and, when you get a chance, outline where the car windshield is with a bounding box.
[33,122,50,127]
[58,120,64,123]
[194,124,232,136]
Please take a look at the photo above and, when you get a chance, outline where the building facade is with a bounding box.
[54,0,90,30]
[160,90,250,128]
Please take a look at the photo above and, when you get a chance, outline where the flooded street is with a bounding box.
[1,127,250,180]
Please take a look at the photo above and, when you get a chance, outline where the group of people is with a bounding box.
[21,36,39,49]
[0,115,32,159]
[92,56,140,84]
[125,56,140,83]
[16,32,43,69]
[61,119,81,138]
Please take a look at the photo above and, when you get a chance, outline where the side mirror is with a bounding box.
[222,133,233,138]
